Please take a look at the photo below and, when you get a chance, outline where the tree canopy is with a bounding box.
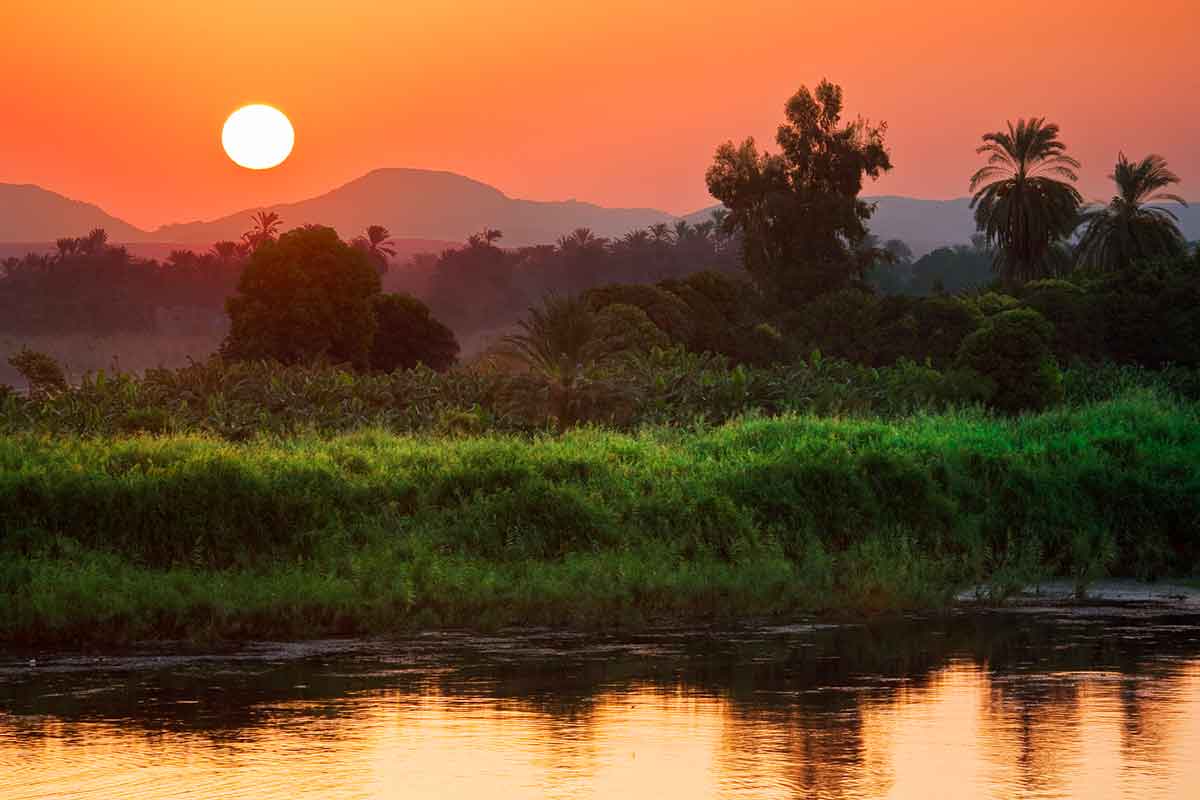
[223,225,381,368]
[969,118,1081,284]
[1076,153,1189,272]
[705,79,892,305]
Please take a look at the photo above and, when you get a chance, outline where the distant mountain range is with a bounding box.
[3,169,1197,258]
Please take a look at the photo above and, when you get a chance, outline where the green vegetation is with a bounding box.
[2,80,1197,645]
[2,390,1196,644]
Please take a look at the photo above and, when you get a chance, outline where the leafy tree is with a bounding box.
[223,226,381,368]
[706,79,892,305]
[969,118,1082,284]
[370,293,459,372]
[353,225,397,275]
[1076,153,1189,271]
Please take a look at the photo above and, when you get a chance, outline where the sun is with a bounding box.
[222,104,294,170]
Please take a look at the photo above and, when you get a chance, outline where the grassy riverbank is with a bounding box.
[2,390,1198,644]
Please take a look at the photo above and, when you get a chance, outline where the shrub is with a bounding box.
[955,309,1063,413]
[583,284,695,344]
[371,293,459,372]
[590,303,670,360]
[7,349,67,398]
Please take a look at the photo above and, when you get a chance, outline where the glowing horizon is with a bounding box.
[2,0,1197,229]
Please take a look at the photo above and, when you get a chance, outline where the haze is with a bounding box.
[2,0,1196,229]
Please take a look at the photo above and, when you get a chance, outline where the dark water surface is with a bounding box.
[3,603,1200,799]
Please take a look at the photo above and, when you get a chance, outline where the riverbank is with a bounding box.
[2,391,1197,644]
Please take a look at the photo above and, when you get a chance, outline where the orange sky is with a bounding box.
[2,0,1197,230]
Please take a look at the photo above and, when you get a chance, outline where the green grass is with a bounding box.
[2,389,1198,644]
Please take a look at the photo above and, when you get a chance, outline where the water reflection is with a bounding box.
[2,610,1199,799]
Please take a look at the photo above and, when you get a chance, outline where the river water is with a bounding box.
[2,600,1200,799]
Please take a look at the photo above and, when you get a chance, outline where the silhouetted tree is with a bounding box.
[242,211,282,251]
[353,224,397,275]
[223,225,380,368]
[706,79,892,305]
[970,118,1081,284]
[1076,153,1188,272]
[370,292,459,372]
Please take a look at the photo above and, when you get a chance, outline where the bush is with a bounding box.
[223,226,381,368]
[584,284,695,344]
[955,309,1063,413]
[7,349,67,398]
[590,303,670,360]
[370,293,459,372]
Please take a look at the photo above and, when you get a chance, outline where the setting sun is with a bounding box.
[221,104,294,170]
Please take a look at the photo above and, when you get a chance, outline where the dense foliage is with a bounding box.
[222,226,381,368]
[1,391,1196,642]
[370,293,460,372]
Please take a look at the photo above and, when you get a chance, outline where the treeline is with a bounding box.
[0,215,738,344]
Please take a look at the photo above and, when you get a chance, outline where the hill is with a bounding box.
[0,184,144,243]
[149,169,676,247]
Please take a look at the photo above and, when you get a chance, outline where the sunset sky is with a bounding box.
[2,0,1197,230]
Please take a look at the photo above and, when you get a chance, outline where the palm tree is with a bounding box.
[242,211,282,251]
[54,237,79,261]
[353,225,397,274]
[1075,153,1188,271]
[969,118,1082,284]
[80,228,109,255]
[648,223,672,246]
[502,294,598,428]
[209,241,242,266]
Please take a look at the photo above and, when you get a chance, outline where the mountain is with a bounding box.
[0,184,144,243]
[150,169,676,247]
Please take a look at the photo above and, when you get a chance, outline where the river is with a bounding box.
[3,593,1200,798]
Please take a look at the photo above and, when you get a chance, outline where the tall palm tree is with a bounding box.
[54,237,78,261]
[353,225,397,274]
[80,228,109,255]
[242,211,282,251]
[1075,153,1188,271]
[969,118,1082,284]
[502,294,598,428]
[647,223,672,246]
[209,241,242,266]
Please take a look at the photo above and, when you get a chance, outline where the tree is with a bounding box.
[209,240,243,266]
[223,225,381,368]
[969,118,1082,284]
[353,225,398,275]
[370,293,459,372]
[1075,153,1189,272]
[705,79,892,305]
[242,211,282,252]
[80,228,109,255]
